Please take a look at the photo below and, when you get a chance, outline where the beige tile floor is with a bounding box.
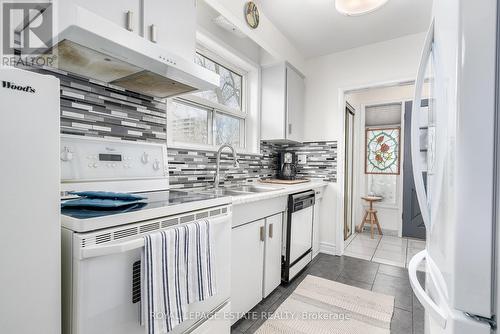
[344,232,426,270]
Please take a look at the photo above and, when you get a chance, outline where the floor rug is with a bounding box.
[255,275,395,334]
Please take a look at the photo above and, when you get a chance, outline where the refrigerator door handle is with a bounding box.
[409,249,447,328]
[411,19,434,229]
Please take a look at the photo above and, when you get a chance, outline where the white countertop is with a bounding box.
[61,197,232,232]
[230,179,328,205]
[61,180,329,233]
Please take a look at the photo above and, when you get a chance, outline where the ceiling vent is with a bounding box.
[213,15,247,38]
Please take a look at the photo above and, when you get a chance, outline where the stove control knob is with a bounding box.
[153,160,160,171]
[141,152,149,164]
[60,147,73,162]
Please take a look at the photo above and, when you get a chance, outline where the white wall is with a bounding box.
[304,32,426,142]
[197,0,262,65]
[304,33,427,255]
[202,0,306,73]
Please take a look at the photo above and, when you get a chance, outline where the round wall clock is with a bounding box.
[244,1,260,29]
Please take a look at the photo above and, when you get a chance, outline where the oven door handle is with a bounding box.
[80,238,145,259]
[78,214,231,260]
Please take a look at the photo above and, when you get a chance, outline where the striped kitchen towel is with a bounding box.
[142,220,216,334]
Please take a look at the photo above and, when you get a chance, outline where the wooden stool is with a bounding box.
[357,196,383,239]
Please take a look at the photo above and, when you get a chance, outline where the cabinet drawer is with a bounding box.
[314,187,325,200]
[232,196,287,228]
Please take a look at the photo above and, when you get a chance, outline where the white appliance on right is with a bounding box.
[409,0,499,333]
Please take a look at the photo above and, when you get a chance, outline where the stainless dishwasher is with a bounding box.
[282,190,315,282]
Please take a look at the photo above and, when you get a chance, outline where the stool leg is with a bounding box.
[374,212,383,235]
[370,212,375,239]
[357,210,369,233]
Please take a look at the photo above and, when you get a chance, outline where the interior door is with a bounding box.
[402,100,427,239]
[344,104,355,240]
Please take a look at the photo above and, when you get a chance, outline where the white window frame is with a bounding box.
[167,29,262,155]
[168,47,248,150]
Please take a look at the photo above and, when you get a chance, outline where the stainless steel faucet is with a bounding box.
[214,144,240,188]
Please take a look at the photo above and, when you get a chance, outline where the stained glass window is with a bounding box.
[365,127,400,174]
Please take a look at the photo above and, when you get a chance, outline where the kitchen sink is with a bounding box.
[227,185,281,193]
[199,185,281,197]
[199,188,250,196]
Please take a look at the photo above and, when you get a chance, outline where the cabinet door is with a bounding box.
[286,65,305,142]
[261,64,287,140]
[231,219,265,324]
[68,0,142,34]
[143,0,196,60]
[264,213,283,297]
[312,199,322,258]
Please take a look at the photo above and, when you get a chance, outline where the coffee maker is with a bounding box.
[278,151,297,180]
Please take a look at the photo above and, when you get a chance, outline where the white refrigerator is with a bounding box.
[409,0,498,333]
[0,67,61,333]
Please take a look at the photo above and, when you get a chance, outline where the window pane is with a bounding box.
[214,113,241,147]
[170,101,209,145]
[366,174,397,206]
[194,53,242,111]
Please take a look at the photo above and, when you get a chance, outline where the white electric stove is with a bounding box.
[60,135,232,334]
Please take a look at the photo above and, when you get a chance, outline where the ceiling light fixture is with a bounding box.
[335,0,389,16]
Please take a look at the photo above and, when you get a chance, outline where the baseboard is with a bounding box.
[319,242,336,255]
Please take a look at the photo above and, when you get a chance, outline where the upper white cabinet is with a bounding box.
[65,0,142,34]
[64,0,196,60]
[143,0,196,61]
[261,63,305,142]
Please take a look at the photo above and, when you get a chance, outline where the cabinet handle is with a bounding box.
[288,123,292,134]
[126,10,134,31]
[269,223,274,239]
[150,24,157,43]
[260,226,265,242]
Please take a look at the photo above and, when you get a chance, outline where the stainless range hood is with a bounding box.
[41,6,219,98]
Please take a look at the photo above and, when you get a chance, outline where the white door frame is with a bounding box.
[336,77,414,255]
[355,101,406,239]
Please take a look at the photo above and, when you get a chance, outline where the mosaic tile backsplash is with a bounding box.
[29,66,167,143]
[168,148,275,189]
[261,141,338,182]
[27,66,337,188]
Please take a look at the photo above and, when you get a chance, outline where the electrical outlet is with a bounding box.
[298,154,307,164]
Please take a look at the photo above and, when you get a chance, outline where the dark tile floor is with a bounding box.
[231,254,425,334]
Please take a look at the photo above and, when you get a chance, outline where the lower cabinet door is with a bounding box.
[264,213,283,297]
[231,219,265,324]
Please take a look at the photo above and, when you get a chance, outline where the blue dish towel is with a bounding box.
[70,191,146,201]
[61,198,144,209]
[142,219,217,333]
